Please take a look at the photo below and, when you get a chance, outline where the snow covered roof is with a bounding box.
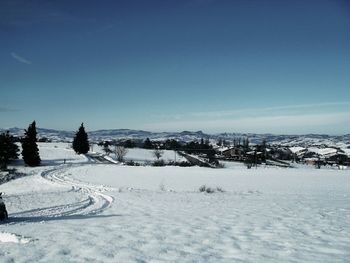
[308,147,338,156]
[289,146,306,154]
[304,157,321,161]
[246,151,263,155]
[217,147,230,152]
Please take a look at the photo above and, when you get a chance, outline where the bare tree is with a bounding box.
[102,141,112,156]
[115,146,128,162]
[153,148,164,160]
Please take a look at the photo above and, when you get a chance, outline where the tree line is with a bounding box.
[0,121,89,170]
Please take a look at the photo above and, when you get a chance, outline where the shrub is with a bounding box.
[216,187,225,192]
[199,185,224,193]
[167,161,194,167]
[199,185,206,192]
[125,160,135,166]
[125,160,141,166]
[205,187,215,193]
[152,160,165,167]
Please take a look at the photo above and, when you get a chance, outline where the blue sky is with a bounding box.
[1,0,350,134]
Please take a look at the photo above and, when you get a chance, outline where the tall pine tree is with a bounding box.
[72,123,89,154]
[0,131,19,170]
[22,121,41,166]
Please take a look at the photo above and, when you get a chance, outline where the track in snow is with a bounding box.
[6,165,114,223]
[41,165,114,216]
[85,153,116,164]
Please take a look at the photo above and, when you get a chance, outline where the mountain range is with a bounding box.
[1,127,349,148]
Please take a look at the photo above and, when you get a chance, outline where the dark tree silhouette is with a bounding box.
[21,121,41,166]
[0,131,19,169]
[143,138,153,149]
[72,123,89,154]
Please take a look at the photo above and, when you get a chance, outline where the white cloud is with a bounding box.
[189,101,350,118]
[143,111,350,135]
[152,102,350,122]
[11,52,32,64]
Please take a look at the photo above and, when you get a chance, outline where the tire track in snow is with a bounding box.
[41,165,114,217]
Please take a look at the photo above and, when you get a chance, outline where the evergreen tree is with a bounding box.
[243,137,250,151]
[124,139,135,148]
[143,138,153,149]
[21,121,41,166]
[72,123,89,154]
[217,138,223,146]
[0,131,19,170]
[164,139,181,150]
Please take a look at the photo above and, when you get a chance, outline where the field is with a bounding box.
[1,143,350,262]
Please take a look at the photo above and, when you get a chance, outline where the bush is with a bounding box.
[167,161,194,167]
[125,160,135,166]
[199,185,224,193]
[152,160,166,167]
[216,187,225,192]
[125,160,141,166]
[205,187,215,193]
[199,185,206,192]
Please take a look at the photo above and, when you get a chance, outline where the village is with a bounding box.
[215,142,349,169]
[92,136,350,170]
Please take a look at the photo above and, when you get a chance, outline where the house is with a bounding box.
[301,147,348,166]
[268,146,293,160]
[221,146,246,161]
[246,151,264,164]
[324,152,348,165]
[289,147,306,162]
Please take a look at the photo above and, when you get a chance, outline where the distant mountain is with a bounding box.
[1,127,349,147]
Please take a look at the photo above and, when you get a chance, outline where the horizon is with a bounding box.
[1,125,349,137]
[1,0,350,134]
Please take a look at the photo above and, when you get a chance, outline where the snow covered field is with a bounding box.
[1,143,350,262]
[92,145,187,164]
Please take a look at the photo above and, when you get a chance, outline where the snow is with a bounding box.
[289,146,305,154]
[0,232,32,244]
[0,143,350,262]
[38,143,89,165]
[93,145,187,163]
[343,148,350,157]
[308,147,338,156]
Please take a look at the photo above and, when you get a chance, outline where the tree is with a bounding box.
[164,139,181,150]
[217,138,223,146]
[0,131,19,170]
[243,137,249,151]
[102,141,112,156]
[153,148,164,160]
[143,138,153,149]
[21,121,41,166]
[115,146,128,162]
[260,139,267,162]
[72,123,89,154]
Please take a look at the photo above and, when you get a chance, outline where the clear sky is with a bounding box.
[1,0,350,134]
